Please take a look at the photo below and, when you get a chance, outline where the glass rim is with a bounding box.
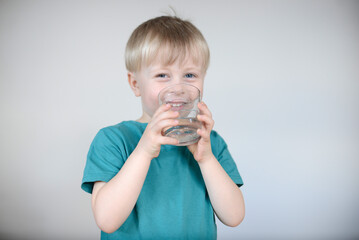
[158,83,201,102]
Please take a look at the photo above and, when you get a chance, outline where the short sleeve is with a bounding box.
[81,128,127,194]
[211,131,243,187]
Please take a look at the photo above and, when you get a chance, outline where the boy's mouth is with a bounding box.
[167,101,188,111]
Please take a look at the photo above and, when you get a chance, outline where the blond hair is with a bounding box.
[125,16,210,73]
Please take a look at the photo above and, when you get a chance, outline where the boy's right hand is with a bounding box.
[136,104,179,159]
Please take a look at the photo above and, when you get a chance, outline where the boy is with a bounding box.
[81,15,245,239]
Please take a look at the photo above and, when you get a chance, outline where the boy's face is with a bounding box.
[128,56,205,123]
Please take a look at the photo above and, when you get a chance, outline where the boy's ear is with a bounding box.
[127,72,141,97]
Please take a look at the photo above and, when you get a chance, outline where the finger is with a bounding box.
[153,103,180,120]
[152,104,172,119]
[153,104,179,120]
[153,118,179,134]
[198,102,212,118]
[196,115,213,141]
[197,114,214,129]
[197,128,211,142]
[158,109,179,120]
[151,109,179,127]
[159,136,179,146]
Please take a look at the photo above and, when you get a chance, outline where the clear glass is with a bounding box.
[158,83,202,146]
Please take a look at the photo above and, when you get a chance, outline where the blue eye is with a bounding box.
[157,74,168,78]
[185,73,195,78]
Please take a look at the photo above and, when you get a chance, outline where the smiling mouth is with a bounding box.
[170,102,185,107]
[167,101,188,110]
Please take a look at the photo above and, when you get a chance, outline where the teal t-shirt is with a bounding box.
[81,121,243,240]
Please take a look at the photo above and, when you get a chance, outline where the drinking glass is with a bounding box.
[158,83,202,146]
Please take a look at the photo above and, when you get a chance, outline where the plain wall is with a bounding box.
[0,0,358,239]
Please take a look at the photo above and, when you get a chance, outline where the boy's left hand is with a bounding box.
[187,102,215,163]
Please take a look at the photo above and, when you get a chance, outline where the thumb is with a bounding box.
[187,144,196,155]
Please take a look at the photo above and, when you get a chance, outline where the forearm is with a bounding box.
[198,155,245,227]
[92,147,152,233]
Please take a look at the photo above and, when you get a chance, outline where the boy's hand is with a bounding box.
[137,104,179,160]
[187,102,215,162]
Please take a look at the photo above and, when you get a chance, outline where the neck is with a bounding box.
[136,113,151,123]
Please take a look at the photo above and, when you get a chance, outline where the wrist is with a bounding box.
[197,153,216,166]
[136,136,162,160]
[132,145,155,163]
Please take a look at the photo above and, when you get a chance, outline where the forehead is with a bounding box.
[155,53,202,68]
[144,44,205,71]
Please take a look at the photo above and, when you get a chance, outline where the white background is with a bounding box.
[1,1,358,239]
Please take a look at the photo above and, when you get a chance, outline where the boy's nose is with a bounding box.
[172,76,183,85]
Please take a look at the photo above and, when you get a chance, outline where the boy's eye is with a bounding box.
[185,73,196,78]
[156,73,168,78]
